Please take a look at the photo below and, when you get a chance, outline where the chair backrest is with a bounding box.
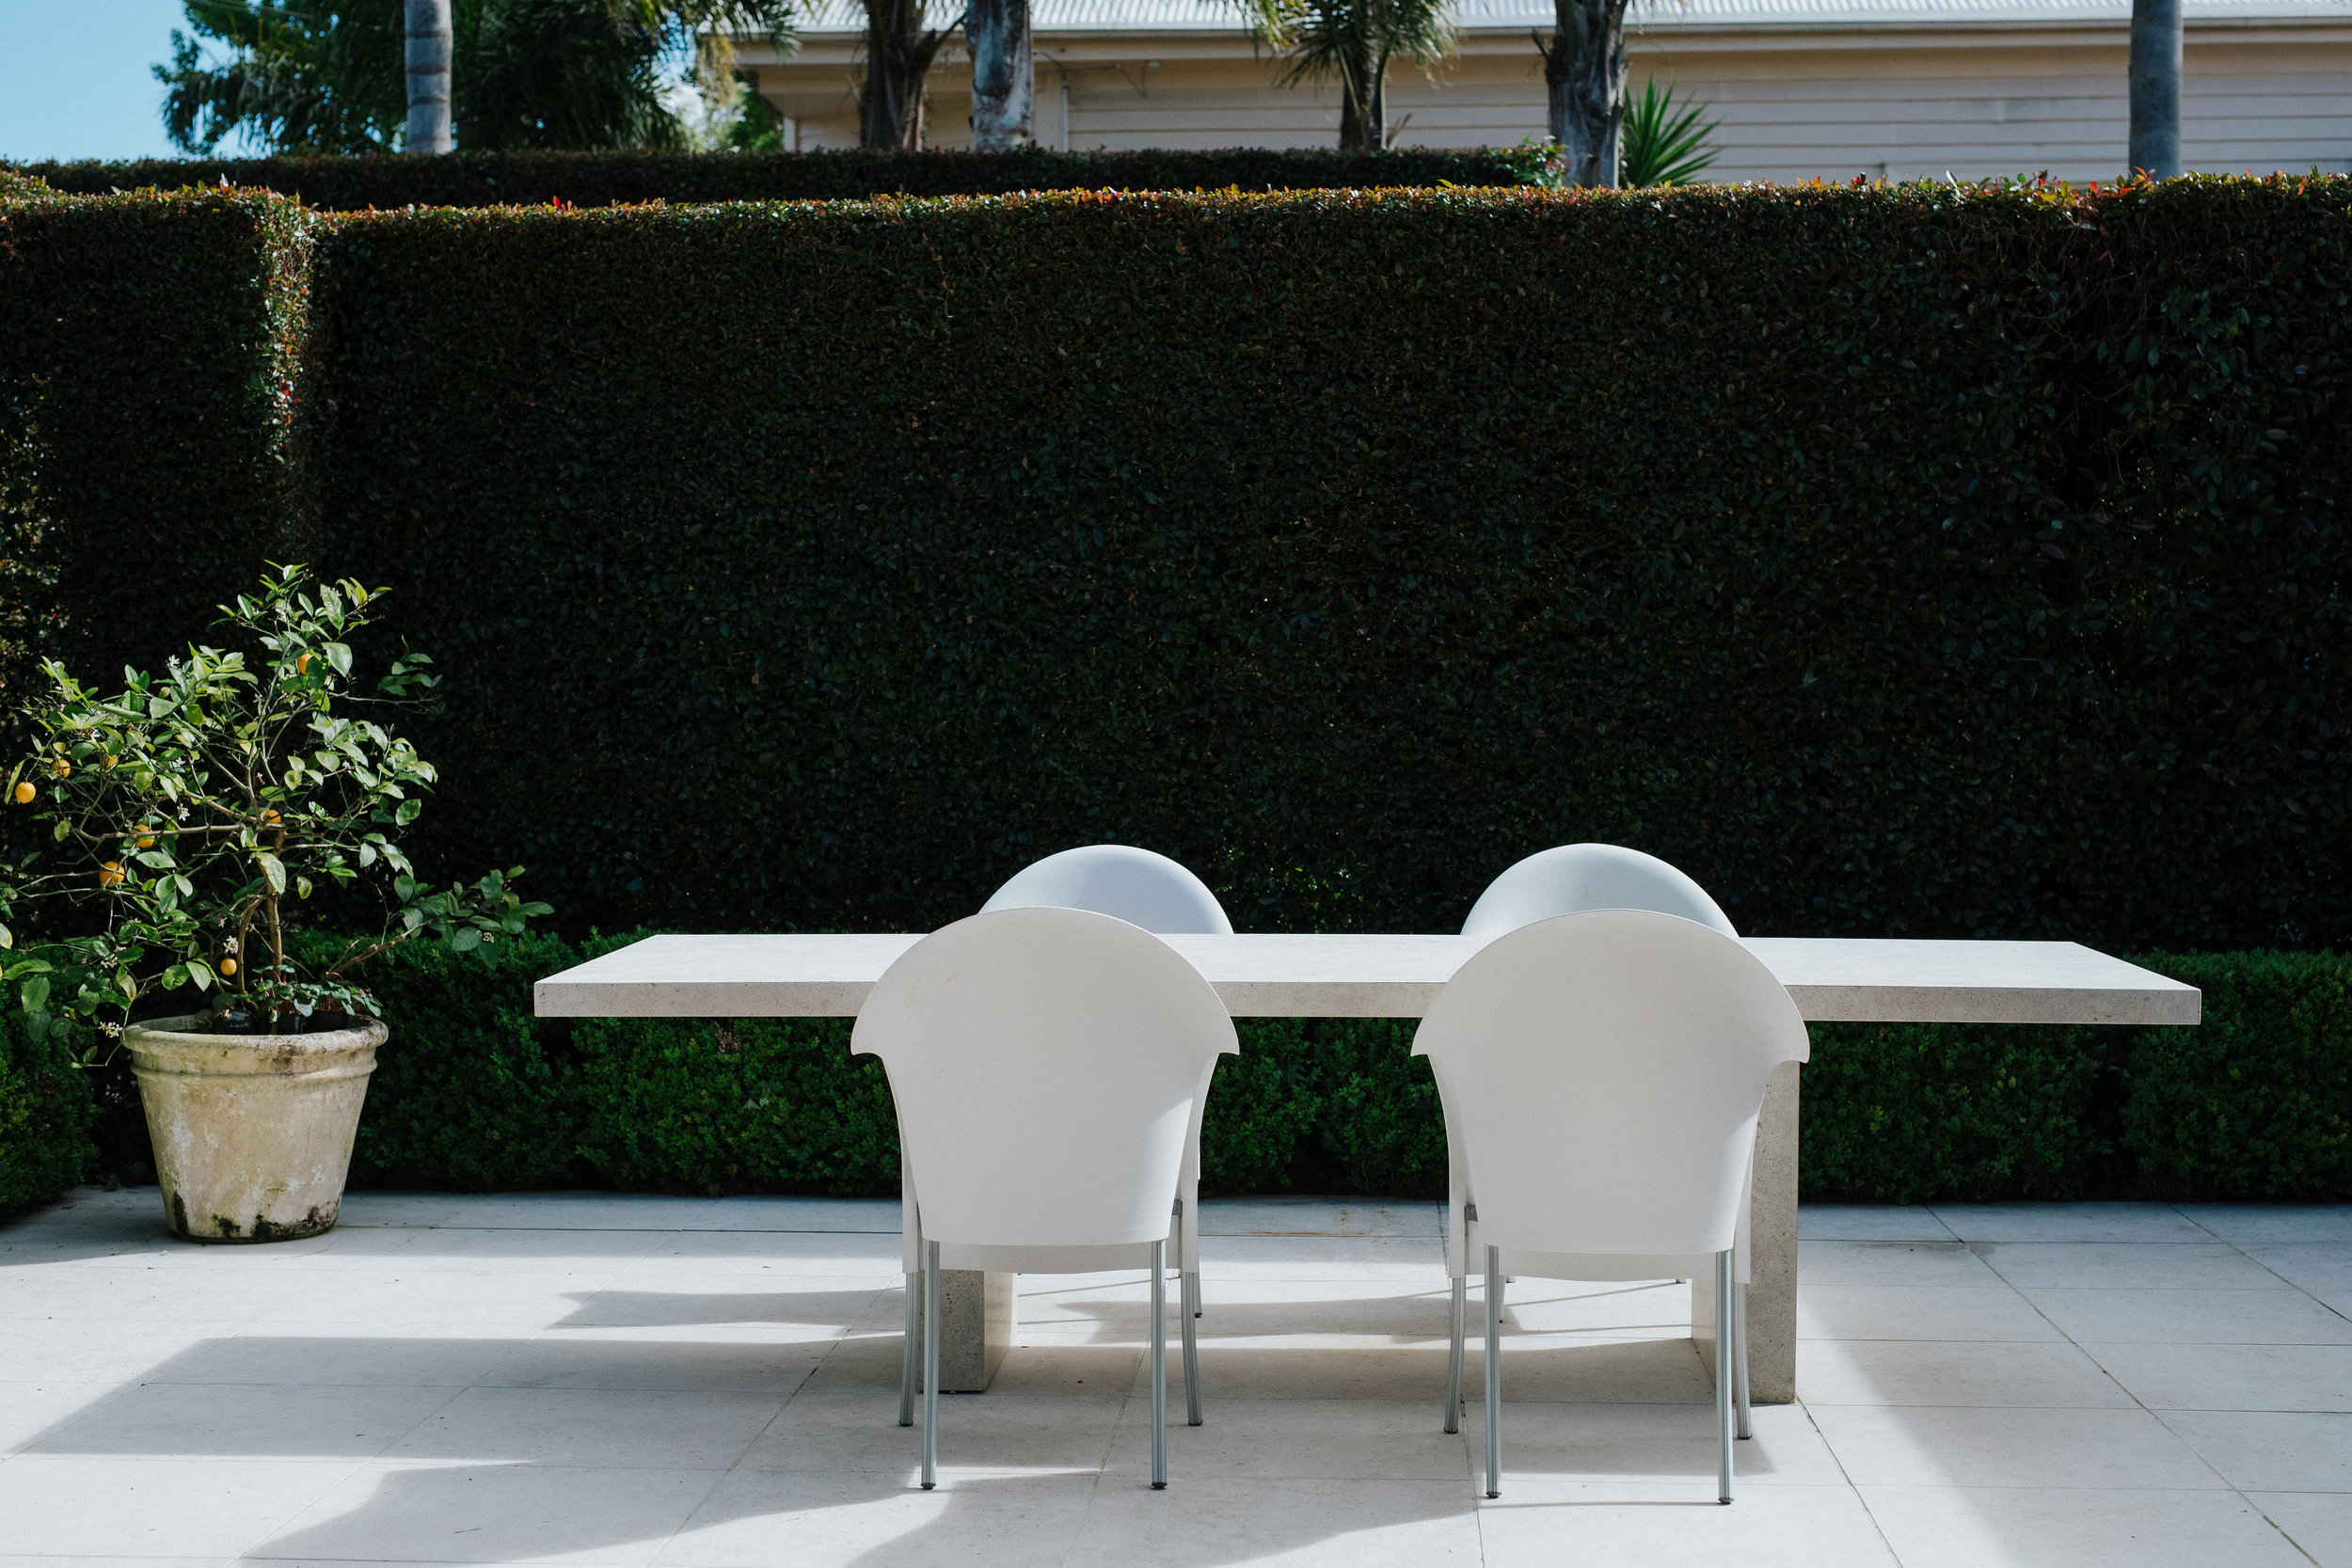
[1460,843,1737,940]
[980,843,1234,935]
[854,907,1238,1250]
[1413,909,1806,1258]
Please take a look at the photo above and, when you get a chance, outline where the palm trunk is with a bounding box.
[404,0,453,154]
[2127,0,2183,178]
[967,0,1032,151]
[861,0,954,150]
[1540,0,1629,187]
[1337,40,1389,150]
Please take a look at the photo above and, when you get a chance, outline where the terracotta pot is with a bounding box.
[124,1012,387,1243]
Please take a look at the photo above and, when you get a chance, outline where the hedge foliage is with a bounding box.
[9,148,1551,211]
[24,942,2346,1212]
[0,183,316,690]
[0,1005,94,1213]
[0,179,2345,944]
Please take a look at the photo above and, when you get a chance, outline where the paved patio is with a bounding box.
[2,1190,2347,1567]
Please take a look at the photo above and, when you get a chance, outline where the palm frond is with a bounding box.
[1620,74,1721,187]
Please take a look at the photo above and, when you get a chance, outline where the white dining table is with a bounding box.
[536,933,2200,1402]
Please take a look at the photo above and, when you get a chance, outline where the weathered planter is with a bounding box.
[125,1012,386,1243]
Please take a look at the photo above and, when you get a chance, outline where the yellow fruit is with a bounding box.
[102,753,118,769]
[262,808,281,825]
[11,782,32,805]
[134,826,156,848]
[49,757,70,779]
[98,862,125,888]
[220,958,238,976]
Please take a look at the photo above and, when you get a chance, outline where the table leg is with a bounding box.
[914,1269,1014,1392]
[1694,1059,1799,1404]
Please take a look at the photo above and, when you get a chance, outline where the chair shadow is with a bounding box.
[15,1266,1788,1566]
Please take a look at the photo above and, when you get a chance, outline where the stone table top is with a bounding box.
[534,932,2199,1025]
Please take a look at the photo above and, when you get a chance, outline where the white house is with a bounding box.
[733,0,2352,182]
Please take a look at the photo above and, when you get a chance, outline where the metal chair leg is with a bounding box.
[1733,1279,1752,1440]
[1484,1245,1502,1499]
[1151,1239,1168,1488]
[898,1270,917,1428]
[1714,1251,1734,1504]
[1187,1269,1202,1320]
[1443,1275,1465,1434]
[1181,1282,1202,1426]
[921,1241,941,1490]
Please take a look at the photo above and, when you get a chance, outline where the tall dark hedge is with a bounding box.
[0,183,315,687]
[10,148,1551,211]
[0,1006,94,1213]
[0,178,2344,953]
[287,180,2345,950]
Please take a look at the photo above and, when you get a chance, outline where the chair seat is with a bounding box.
[1493,1248,1750,1285]
[936,1239,1176,1274]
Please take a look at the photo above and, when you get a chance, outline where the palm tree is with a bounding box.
[158,0,794,155]
[406,0,452,153]
[2128,0,2182,177]
[1538,0,1629,187]
[1233,0,1454,151]
[854,0,957,150]
[965,0,1030,151]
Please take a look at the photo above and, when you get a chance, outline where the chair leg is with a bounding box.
[1188,1269,1202,1320]
[898,1271,917,1428]
[1443,1275,1465,1434]
[1714,1251,1734,1504]
[1151,1239,1168,1489]
[1484,1245,1502,1499]
[1733,1278,1752,1441]
[921,1241,941,1491]
[1181,1273,1202,1427]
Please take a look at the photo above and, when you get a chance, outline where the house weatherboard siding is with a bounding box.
[733,0,2352,182]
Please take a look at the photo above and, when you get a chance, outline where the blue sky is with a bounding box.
[1,1,193,163]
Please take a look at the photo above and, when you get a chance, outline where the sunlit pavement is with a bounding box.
[3,1188,2347,1566]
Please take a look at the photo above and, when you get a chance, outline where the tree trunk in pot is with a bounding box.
[127,1014,385,1243]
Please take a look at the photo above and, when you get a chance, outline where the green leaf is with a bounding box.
[395,798,421,827]
[450,927,484,953]
[20,975,49,1013]
[394,874,417,903]
[326,641,353,676]
[255,852,287,895]
[295,876,313,899]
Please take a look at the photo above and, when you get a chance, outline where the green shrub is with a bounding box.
[573,1015,898,1196]
[0,1004,95,1213]
[299,927,594,1191]
[2121,952,2352,1199]
[41,938,2352,1207]
[10,148,1553,211]
[1801,1023,2121,1204]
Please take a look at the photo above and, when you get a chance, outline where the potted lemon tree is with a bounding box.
[0,565,548,1242]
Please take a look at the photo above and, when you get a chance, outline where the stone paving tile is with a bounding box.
[5,1193,2352,1568]
[1859,1485,2312,1567]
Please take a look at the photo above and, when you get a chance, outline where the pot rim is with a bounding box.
[125,1011,389,1050]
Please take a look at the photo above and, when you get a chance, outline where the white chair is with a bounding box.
[856,906,1238,1489]
[1414,909,1809,1503]
[1460,842,1737,941]
[980,843,1235,935]
[1447,844,1752,1444]
[970,845,1232,1346]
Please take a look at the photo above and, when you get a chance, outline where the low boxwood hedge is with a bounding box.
[18,941,2341,1216]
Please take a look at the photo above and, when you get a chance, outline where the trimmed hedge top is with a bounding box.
[8,147,1553,211]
